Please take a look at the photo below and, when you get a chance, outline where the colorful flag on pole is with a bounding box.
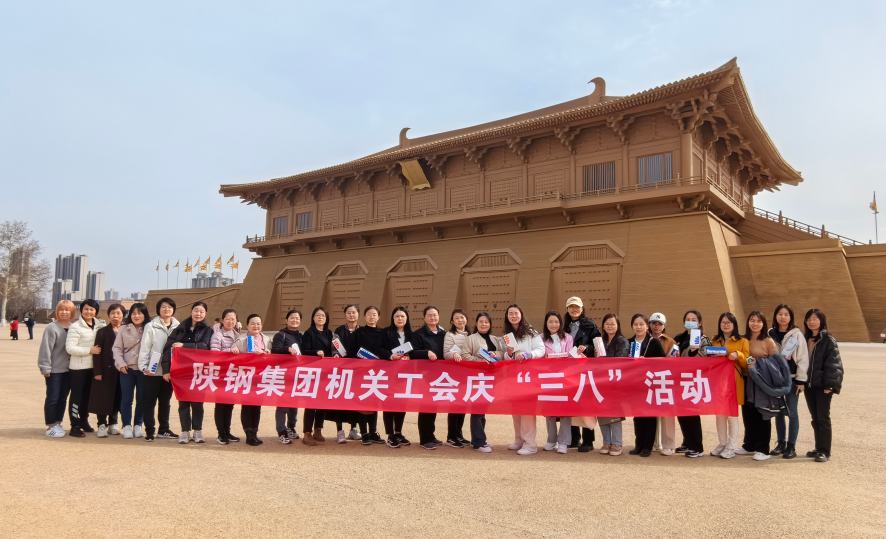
[174,260,180,268]
[231,261,239,269]
[227,254,235,265]
[214,256,222,270]
[165,262,169,271]
[871,193,879,213]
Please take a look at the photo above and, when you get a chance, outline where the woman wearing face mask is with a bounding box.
[162,302,214,444]
[503,304,545,456]
[353,306,387,446]
[39,300,76,438]
[671,311,710,458]
[301,307,333,445]
[333,304,362,442]
[739,311,779,461]
[381,306,413,448]
[627,314,666,457]
[709,312,750,459]
[232,313,271,446]
[768,304,808,459]
[270,309,303,445]
[90,303,126,438]
[410,306,447,451]
[563,297,601,450]
[442,308,472,448]
[803,309,842,463]
[65,299,106,437]
[138,298,180,442]
[595,313,628,456]
[114,303,150,440]
[541,311,575,455]
[211,309,241,444]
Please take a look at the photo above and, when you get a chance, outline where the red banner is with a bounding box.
[170,349,738,417]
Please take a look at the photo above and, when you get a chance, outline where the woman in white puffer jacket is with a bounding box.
[502,304,545,455]
[65,299,106,437]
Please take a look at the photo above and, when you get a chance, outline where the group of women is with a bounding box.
[37,296,844,462]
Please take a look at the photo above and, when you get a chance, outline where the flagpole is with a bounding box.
[875,192,879,244]
[157,260,159,289]
[177,264,180,289]
[166,260,169,289]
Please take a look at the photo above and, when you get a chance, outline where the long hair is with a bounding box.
[744,311,769,341]
[772,304,796,332]
[600,313,622,347]
[804,308,829,340]
[715,312,741,342]
[683,310,703,333]
[388,306,414,340]
[448,308,470,334]
[473,312,492,335]
[504,304,534,340]
[309,306,330,331]
[123,303,151,327]
[542,310,566,342]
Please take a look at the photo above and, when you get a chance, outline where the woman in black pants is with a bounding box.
[671,310,710,458]
[410,306,446,451]
[627,314,666,457]
[333,304,362,442]
[270,309,303,444]
[302,307,333,446]
[381,306,413,448]
[354,306,388,446]
[803,309,843,463]
[210,309,240,444]
[231,313,270,446]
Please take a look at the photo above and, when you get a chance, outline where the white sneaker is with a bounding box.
[753,452,771,461]
[661,448,674,456]
[97,425,109,438]
[543,442,557,451]
[178,431,190,444]
[193,430,205,443]
[508,442,522,451]
[720,449,736,459]
[556,445,567,454]
[133,425,143,438]
[734,447,753,455]
[475,444,492,453]
[347,428,362,440]
[337,430,347,444]
[123,425,133,439]
[710,444,725,456]
[517,448,537,456]
[46,425,65,438]
[109,424,121,435]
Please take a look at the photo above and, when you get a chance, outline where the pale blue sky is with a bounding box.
[2,1,884,297]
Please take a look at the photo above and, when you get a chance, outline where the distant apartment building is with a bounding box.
[10,248,31,278]
[192,271,234,289]
[86,271,105,301]
[104,289,120,301]
[53,254,88,305]
[130,292,146,301]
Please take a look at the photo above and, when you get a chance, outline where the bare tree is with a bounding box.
[0,221,52,326]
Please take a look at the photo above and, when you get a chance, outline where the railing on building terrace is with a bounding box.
[750,208,864,246]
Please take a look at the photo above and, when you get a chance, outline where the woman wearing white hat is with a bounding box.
[563,296,601,452]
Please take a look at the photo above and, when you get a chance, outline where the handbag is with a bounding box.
[597,417,625,426]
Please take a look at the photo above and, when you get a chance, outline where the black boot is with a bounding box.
[245,429,260,447]
[782,443,797,459]
[770,441,786,456]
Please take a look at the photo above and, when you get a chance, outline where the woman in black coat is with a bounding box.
[161,302,214,443]
[331,304,362,442]
[410,306,446,451]
[564,297,601,450]
[803,309,843,463]
[271,309,304,445]
[353,306,389,446]
[380,306,414,448]
[626,313,666,457]
[301,307,334,445]
[90,303,126,437]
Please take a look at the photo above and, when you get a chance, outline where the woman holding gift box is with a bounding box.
[333,304,362,442]
[503,304,545,456]
[271,309,304,445]
[627,314,667,457]
[709,312,750,460]
[410,306,447,450]
[232,313,270,446]
[138,297,180,442]
[541,310,574,454]
[300,307,333,446]
[672,310,710,458]
[596,313,629,456]
[768,304,809,459]
[381,306,414,448]
[211,309,241,445]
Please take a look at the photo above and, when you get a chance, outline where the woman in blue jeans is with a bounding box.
[595,314,630,456]
[113,303,151,439]
[767,304,809,459]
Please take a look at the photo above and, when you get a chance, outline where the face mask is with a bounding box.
[684,321,699,330]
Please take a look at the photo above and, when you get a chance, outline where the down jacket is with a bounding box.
[138,316,180,375]
[65,317,107,370]
[807,330,843,394]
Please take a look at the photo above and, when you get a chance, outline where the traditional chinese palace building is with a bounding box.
[148,59,886,342]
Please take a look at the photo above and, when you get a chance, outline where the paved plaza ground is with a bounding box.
[1,325,883,538]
